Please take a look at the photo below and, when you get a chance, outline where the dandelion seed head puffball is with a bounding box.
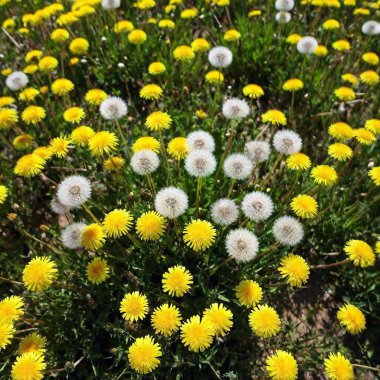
[273,216,304,246]
[241,192,274,221]
[56,175,92,208]
[102,0,121,10]
[208,46,233,68]
[223,154,253,180]
[6,72,28,91]
[226,228,259,262]
[244,141,271,163]
[275,0,295,11]
[211,198,239,226]
[50,197,72,214]
[362,21,380,35]
[297,36,318,54]
[99,96,127,120]
[155,187,188,219]
[131,150,159,175]
[222,98,250,119]
[185,150,216,177]
[275,11,291,24]
[187,130,215,152]
[61,222,86,249]
[273,130,302,155]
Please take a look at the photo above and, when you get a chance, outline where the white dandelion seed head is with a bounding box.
[275,11,291,23]
[131,149,160,175]
[241,191,274,221]
[244,140,271,163]
[101,0,121,9]
[61,222,86,249]
[222,98,250,119]
[223,153,253,180]
[208,46,233,68]
[154,186,188,219]
[225,228,259,263]
[50,196,72,215]
[362,21,380,35]
[99,96,127,120]
[57,175,92,208]
[275,0,295,11]
[273,130,302,155]
[185,150,217,177]
[297,36,318,54]
[5,71,28,91]
[187,130,215,152]
[210,198,239,226]
[273,216,304,246]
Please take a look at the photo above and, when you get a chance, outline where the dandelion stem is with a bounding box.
[115,119,128,148]
[196,177,202,217]
[352,364,380,372]
[227,179,235,198]
[312,258,349,270]
[0,276,22,285]
[82,204,101,224]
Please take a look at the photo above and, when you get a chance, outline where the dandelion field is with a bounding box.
[0,0,380,378]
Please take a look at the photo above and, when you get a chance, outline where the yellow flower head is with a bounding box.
[128,29,147,45]
[354,128,376,145]
[18,332,46,355]
[0,185,8,204]
[136,211,166,240]
[13,134,33,150]
[0,96,15,108]
[0,108,18,129]
[0,296,24,322]
[180,315,214,352]
[286,34,302,44]
[282,78,304,92]
[261,110,287,126]
[85,89,107,105]
[21,106,46,125]
[50,136,71,158]
[114,20,134,34]
[291,194,318,218]
[52,78,74,96]
[183,219,216,252]
[69,37,89,54]
[203,303,233,337]
[132,136,161,153]
[249,304,281,338]
[205,70,224,83]
[128,336,161,374]
[369,166,380,186]
[63,107,85,124]
[88,131,118,155]
[140,84,163,100]
[341,73,358,85]
[19,87,40,102]
[173,45,195,61]
[81,224,106,250]
[311,165,338,186]
[360,70,379,85]
[344,239,375,267]
[278,254,310,287]
[332,40,351,51]
[181,7,198,18]
[11,352,46,380]
[362,52,379,66]
[148,62,166,75]
[328,143,353,161]
[334,87,355,101]
[337,304,366,334]
[38,56,58,72]
[322,19,340,29]
[224,29,241,41]
[14,154,45,177]
[248,9,262,17]
[266,350,298,380]
[50,28,69,43]
[0,320,14,349]
[104,156,125,171]
[328,122,354,140]
[22,256,58,291]
[87,257,110,284]
[235,279,263,307]
[191,38,210,52]
[365,119,380,134]
[151,304,182,336]
[167,137,189,160]
[324,352,354,380]
[103,209,133,238]
[314,45,328,57]
[162,265,193,297]
[286,153,311,171]
[120,291,148,322]
[158,19,175,29]
[71,126,95,146]
[33,146,54,160]
[243,84,264,99]
[145,111,172,131]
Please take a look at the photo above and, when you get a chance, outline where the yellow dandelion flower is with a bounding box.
[22,256,58,291]
[224,29,241,41]
[114,20,134,33]
[332,40,351,51]
[334,87,355,101]
[63,107,85,124]
[324,352,354,380]
[314,45,328,57]
[33,146,54,160]
[50,28,69,43]
[69,37,89,55]
[25,50,42,63]
[158,19,175,29]
[328,143,353,161]
[103,209,133,238]
[13,134,33,150]
[19,87,40,102]
[145,111,171,131]
[328,122,354,140]
[286,34,302,44]
[243,84,264,99]
[81,224,106,250]
[136,211,166,240]
[375,241,380,256]
[128,336,161,374]
[322,19,340,29]
[167,137,189,160]
[203,303,233,337]
[341,73,358,85]
[337,304,366,334]
[191,38,210,52]
[291,194,318,218]
[360,70,379,85]
[195,109,208,119]
[205,70,224,83]
[0,296,24,322]
[286,153,311,171]
[104,156,125,171]
[354,128,376,145]
[51,78,74,96]
[344,239,375,267]
[369,166,380,186]
[173,45,195,62]
[148,62,166,75]
[0,96,15,108]
[181,7,198,18]
[87,257,109,284]
[88,131,118,155]
[128,29,147,45]
[140,84,163,100]
[266,350,298,380]
[261,109,287,126]
[282,78,304,92]
[0,108,18,129]
[365,119,380,134]
[278,254,310,287]
[14,154,45,177]
[0,320,14,349]
[162,265,193,297]
[362,52,379,66]
[151,304,182,336]
[23,64,38,74]
[183,219,216,252]
[11,352,46,380]
[120,291,148,322]
[71,125,95,146]
[50,136,71,158]
[180,315,214,352]
[235,279,262,307]
[248,9,262,17]
[85,89,107,105]
[38,56,58,72]
[21,106,46,125]
[311,165,338,186]
[249,304,281,338]
[132,136,160,153]
[0,185,8,204]
[18,332,46,355]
